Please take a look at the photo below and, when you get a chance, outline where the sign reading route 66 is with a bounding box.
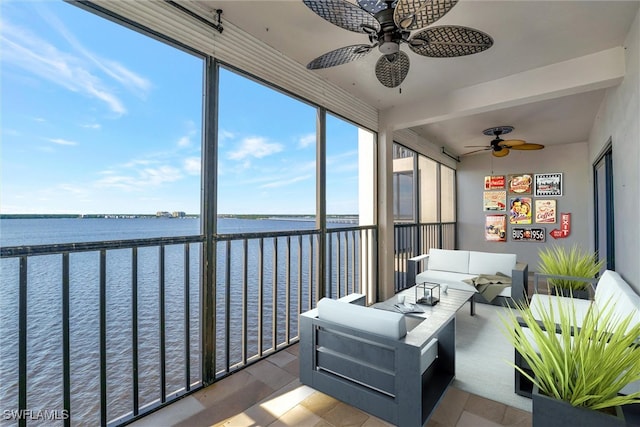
[512,227,546,242]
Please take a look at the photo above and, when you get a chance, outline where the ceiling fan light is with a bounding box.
[378,41,399,54]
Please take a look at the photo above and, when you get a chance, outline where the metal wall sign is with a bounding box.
[512,227,546,242]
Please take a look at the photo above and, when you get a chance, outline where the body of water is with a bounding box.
[0,217,350,425]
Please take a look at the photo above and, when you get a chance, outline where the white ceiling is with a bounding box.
[200,0,639,157]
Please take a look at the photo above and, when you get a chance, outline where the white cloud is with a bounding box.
[40,7,152,96]
[119,159,157,168]
[219,129,235,142]
[327,150,358,173]
[183,157,200,175]
[177,136,191,147]
[48,138,78,146]
[260,174,313,189]
[95,165,182,191]
[81,123,101,130]
[228,137,283,160]
[177,120,198,148]
[0,12,151,116]
[298,133,315,149]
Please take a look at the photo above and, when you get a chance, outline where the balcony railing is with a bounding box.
[0,225,377,426]
[394,222,456,292]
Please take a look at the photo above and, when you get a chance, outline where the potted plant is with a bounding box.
[501,298,640,427]
[537,244,604,299]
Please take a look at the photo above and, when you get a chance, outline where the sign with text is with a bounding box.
[483,191,506,211]
[512,227,546,242]
[535,173,563,197]
[508,174,533,194]
[484,175,505,190]
[550,213,571,239]
[485,215,507,242]
[535,199,557,223]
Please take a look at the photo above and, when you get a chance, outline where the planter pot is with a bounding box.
[551,287,590,300]
[532,385,625,427]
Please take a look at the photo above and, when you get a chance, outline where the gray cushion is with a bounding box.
[317,298,407,339]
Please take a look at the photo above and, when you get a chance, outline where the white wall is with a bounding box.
[457,143,591,271]
[588,8,640,292]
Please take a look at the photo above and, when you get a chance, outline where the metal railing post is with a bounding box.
[201,56,218,385]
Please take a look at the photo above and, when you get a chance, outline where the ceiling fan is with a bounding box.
[302,0,494,88]
[464,126,545,157]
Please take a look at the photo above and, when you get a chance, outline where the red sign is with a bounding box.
[484,175,505,190]
[550,213,571,239]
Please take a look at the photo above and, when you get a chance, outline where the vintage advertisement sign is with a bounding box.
[483,191,507,211]
[512,227,546,242]
[508,174,533,194]
[509,197,532,224]
[535,199,557,223]
[535,173,563,197]
[485,215,507,242]
[484,175,506,190]
[550,212,571,239]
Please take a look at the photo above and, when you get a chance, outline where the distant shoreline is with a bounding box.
[0,214,357,220]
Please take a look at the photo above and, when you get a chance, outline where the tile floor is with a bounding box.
[132,344,532,427]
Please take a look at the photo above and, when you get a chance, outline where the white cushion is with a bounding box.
[468,251,517,277]
[594,270,640,332]
[427,249,470,274]
[416,270,511,297]
[317,298,407,339]
[529,294,594,329]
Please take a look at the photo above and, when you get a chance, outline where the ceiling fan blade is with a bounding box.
[510,143,545,150]
[462,147,491,156]
[307,44,374,69]
[464,145,492,148]
[375,51,410,88]
[394,0,458,31]
[499,139,526,147]
[303,0,380,34]
[409,26,493,57]
[492,147,510,157]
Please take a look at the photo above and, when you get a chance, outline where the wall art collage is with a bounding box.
[483,173,564,242]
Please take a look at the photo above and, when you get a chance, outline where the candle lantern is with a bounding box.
[415,282,440,306]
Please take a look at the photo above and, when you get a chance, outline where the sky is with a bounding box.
[1,1,362,215]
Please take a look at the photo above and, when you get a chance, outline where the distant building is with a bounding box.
[156,211,172,218]
[172,211,186,218]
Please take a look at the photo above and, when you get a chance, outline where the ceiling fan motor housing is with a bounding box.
[375,9,401,54]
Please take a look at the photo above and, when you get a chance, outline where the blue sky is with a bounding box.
[1,1,361,215]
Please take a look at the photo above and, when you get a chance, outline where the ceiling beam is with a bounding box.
[382,46,626,131]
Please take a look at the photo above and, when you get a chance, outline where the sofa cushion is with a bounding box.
[468,251,517,277]
[416,270,476,292]
[416,270,512,297]
[427,249,470,274]
[594,270,640,333]
[317,298,407,339]
[529,293,594,329]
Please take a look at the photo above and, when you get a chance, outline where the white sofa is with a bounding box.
[407,248,529,314]
[515,269,640,397]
